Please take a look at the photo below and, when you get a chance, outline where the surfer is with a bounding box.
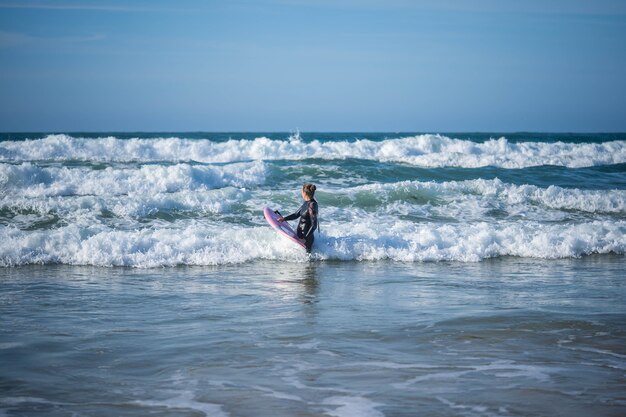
[278,183,319,253]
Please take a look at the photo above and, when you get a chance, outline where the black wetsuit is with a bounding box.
[283,199,318,253]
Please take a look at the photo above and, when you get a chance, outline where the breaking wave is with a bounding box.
[1,219,624,267]
[1,134,625,168]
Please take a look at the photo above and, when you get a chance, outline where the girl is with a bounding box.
[278,183,319,253]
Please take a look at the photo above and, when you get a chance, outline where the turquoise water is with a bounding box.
[1,132,625,265]
[1,132,625,415]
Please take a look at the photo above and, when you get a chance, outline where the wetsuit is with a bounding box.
[283,199,318,253]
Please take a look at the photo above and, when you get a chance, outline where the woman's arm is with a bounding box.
[278,203,304,222]
[281,211,299,221]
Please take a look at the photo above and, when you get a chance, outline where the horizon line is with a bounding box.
[2,130,626,135]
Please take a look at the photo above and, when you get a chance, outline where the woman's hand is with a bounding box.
[277,217,284,222]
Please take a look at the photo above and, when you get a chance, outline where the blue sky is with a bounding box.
[1,0,625,132]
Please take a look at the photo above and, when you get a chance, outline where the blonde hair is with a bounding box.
[302,183,316,199]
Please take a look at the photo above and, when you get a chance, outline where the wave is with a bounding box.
[0,161,265,197]
[0,188,250,230]
[2,164,624,267]
[332,179,626,215]
[3,160,624,216]
[2,134,625,168]
[2,178,624,232]
[1,219,624,267]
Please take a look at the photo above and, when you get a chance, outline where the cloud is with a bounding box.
[266,0,626,16]
[0,1,177,12]
[429,0,626,16]
[0,31,35,48]
[0,31,106,48]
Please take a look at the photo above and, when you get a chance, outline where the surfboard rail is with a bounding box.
[263,207,306,248]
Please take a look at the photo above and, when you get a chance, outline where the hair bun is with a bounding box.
[303,183,316,197]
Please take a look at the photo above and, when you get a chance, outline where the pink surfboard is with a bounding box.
[263,207,306,248]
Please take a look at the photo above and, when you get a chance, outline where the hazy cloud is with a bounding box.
[0,31,106,48]
[0,1,180,12]
[0,31,34,48]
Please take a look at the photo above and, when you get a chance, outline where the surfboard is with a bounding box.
[263,207,306,248]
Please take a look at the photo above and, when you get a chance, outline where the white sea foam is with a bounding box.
[1,134,625,168]
[251,385,304,402]
[0,161,265,197]
[0,342,24,349]
[349,361,441,370]
[1,155,624,267]
[342,179,626,215]
[1,217,624,267]
[0,161,262,224]
[395,360,552,389]
[133,392,228,417]
[323,396,385,417]
[559,345,626,359]
[0,187,251,230]
[3,174,623,228]
[0,397,61,406]
[437,397,509,417]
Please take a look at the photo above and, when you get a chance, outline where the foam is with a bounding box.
[251,385,304,402]
[0,397,60,406]
[0,342,24,350]
[323,396,385,417]
[2,134,625,168]
[2,187,250,224]
[0,223,305,267]
[0,161,266,197]
[340,179,626,216]
[0,161,261,224]
[395,360,552,389]
[559,345,626,359]
[349,361,441,370]
[3,175,622,230]
[1,216,624,267]
[133,392,228,417]
[437,397,505,417]
[2,156,624,267]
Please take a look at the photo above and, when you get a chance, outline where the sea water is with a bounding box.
[1,132,625,416]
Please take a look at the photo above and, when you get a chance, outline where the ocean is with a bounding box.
[1,132,625,416]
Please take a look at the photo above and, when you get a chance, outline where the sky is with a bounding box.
[1,0,625,132]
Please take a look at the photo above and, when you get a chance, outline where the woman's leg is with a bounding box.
[304,234,315,253]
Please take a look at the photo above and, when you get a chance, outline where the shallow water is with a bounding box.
[1,258,625,416]
[1,131,625,415]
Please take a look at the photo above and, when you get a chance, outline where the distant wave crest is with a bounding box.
[1,134,625,168]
